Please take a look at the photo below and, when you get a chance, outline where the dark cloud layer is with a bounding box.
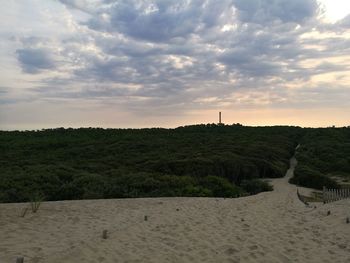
[16,48,55,74]
[233,0,319,24]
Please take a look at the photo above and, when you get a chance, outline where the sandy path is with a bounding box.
[1,156,349,263]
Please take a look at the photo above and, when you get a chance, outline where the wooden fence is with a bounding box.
[323,186,350,204]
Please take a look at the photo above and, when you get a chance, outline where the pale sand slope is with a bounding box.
[1,157,349,263]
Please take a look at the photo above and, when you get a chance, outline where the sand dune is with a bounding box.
[1,158,349,262]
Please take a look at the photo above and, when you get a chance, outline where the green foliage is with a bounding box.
[240,179,273,194]
[0,125,303,202]
[289,165,339,189]
[29,192,44,213]
[198,175,243,197]
[289,127,349,189]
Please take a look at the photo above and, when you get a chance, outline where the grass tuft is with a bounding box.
[30,193,44,213]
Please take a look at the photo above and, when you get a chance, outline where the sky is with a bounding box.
[0,0,350,129]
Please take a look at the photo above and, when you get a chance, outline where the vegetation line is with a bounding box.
[0,125,348,203]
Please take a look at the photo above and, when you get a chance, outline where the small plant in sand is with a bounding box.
[30,193,44,213]
[19,207,29,217]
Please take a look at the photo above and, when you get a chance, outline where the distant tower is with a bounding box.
[219,112,222,124]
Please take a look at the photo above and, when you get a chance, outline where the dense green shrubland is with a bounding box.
[0,124,303,202]
[1,125,348,203]
[290,127,350,189]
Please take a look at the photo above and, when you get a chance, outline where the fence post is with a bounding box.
[335,189,338,201]
[102,230,108,239]
[322,187,350,204]
[330,189,332,202]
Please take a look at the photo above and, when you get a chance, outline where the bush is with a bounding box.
[289,165,339,190]
[240,179,273,194]
[0,125,302,202]
[198,176,242,197]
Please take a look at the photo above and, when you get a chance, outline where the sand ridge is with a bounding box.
[0,157,349,262]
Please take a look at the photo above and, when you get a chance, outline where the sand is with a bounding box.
[1,157,349,263]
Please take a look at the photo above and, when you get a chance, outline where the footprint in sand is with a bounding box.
[249,245,258,250]
[32,247,43,252]
[225,247,239,255]
[328,249,336,255]
[249,252,257,259]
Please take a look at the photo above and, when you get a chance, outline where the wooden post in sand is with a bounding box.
[323,186,326,204]
[16,257,24,263]
[338,189,341,200]
[335,189,338,201]
[337,189,340,200]
[336,189,339,201]
[102,230,108,239]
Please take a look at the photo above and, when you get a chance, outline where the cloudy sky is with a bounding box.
[1,0,350,129]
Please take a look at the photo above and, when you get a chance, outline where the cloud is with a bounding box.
[232,0,320,24]
[84,0,232,42]
[58,0,102,14]
[337,14,350,28]
[16,48,56,74]
[0,87,8,94]
[1,0,350,128]
[37,1,350,86]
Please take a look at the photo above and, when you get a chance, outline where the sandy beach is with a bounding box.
[1,157,349,263]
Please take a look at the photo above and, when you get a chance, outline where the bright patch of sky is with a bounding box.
[320,0,350,22]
